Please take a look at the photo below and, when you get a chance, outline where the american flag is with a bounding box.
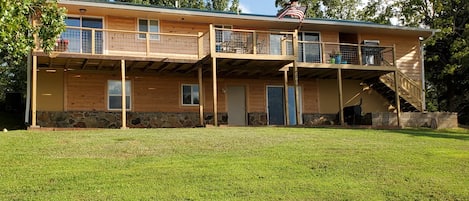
[277,5,307,21]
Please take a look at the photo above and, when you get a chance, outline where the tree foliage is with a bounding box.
[0,0,66,100]
[115,0,239,11]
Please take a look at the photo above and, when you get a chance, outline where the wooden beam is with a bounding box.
[31,56,38,127]
[143,61,157,72]
[81,59,89,70]
[121,59,127,129]
[156,62,171,73]
[64,58,71,69]
[198,65,204,126]
[284,70,290,126]
[212,57,218,126]
[337,68,345,125]
[97,60,105,70]
[394,70,401,127]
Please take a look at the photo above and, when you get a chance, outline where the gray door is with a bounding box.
[227,86,246,125]
[267,86,285,125]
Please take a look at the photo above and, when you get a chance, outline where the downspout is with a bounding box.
[25,15,33,125]
[25,52,32,125]
[419,30,436,111]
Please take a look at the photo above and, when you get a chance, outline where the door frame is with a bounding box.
[266,85,303,125]
[226,85,247,126]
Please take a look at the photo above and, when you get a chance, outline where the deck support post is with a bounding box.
[212,57,218,126]
[121,59,127,129]
[337,68,345,125]
[284,69,290,126]
[31,55,38,127]
[198,65,204,126]
[293,61,300,125]
[394,70,401,127]
[293,29,301,125]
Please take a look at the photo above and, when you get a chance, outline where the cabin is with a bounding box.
[28,0,438,128]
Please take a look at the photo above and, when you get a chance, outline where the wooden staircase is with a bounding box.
[367,70,424,112]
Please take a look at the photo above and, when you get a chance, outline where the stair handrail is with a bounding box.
[380,70,423,111]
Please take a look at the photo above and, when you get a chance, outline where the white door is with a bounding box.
[227,86,246,125]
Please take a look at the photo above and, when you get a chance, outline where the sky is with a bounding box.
[239,0,279,16]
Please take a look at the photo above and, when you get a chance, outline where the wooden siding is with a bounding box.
[318,79,391,113]
[360,33,422,84]
[57,71,320,113]
[66,72,108,111]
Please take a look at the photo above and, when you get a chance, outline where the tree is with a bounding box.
[0,0,66,101]
[115,0,239,11]
[274,0,362,19]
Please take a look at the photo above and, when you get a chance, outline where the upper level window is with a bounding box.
[62,16,103,54]
[182,84,199,106]
[108,80,131,110]
[215,25,232,43]
[298,32,321,63]
[138,19,159,40]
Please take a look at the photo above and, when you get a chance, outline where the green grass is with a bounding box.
[0,127,468,200]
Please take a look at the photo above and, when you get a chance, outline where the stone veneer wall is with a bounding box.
[303,113,338,125]
[37,111,458,129]
[372,112,458,129]
[37,111,228,128]
[248,112,267,126]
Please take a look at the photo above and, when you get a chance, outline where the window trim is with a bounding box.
[181,84,200,106]
[137,18,160,40]
[107,80,132,111]
[298,31,322,63]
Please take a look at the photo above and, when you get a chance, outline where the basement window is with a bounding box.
[108,80,131,110]
[181,84,199,106]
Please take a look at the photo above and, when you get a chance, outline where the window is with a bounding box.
[108,80,131,110]
[181,84,199,106]
[215,25,232,52]
[138,19,159,40]
[62,16,103,54]
[298,32,321,63]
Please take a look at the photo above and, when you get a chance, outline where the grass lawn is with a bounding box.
[0,127,468,200]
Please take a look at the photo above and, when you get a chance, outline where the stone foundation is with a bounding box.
[37,111,228,128]
[303,113,337,125]
[372,112,458,129]
[248,112,267,125]
[37,111,458,129]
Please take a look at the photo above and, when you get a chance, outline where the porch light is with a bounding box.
[79,8,87,14]
[45,69,56,73]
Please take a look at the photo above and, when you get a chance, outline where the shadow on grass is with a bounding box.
[393,129,469,141]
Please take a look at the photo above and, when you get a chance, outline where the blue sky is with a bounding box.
[239,0,279,16]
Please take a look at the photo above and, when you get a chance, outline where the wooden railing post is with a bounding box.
[209,24,216,55]
[91,29,96,55]
[198,32,204,59]
[321,42,326,63]
[146,32,150,56]
[281,37,287,55]
[393,44,397,66]
[252,31,257,55]
[358,44,363,66]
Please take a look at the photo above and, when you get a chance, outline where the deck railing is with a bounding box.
[47,26,396,67]
[52,26,202,60]
[299,41,395,66]
[213,28,295,56]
